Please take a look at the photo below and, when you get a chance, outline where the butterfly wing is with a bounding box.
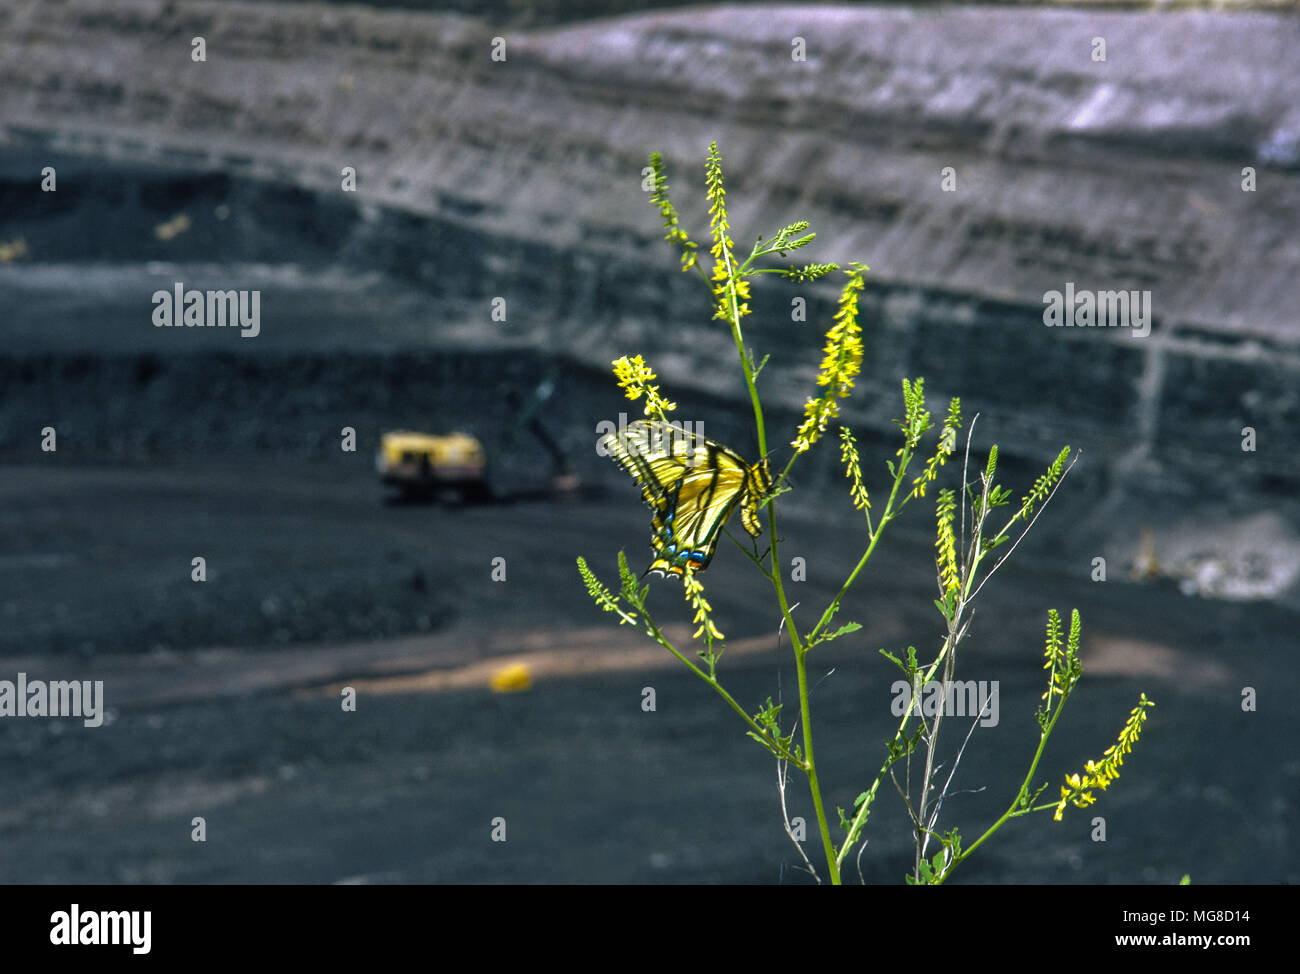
[601,420,769,576]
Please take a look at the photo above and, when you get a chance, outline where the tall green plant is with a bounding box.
[577,144,1153,884]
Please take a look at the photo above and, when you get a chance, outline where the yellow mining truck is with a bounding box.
[376,430,491,502]
[378,372,579,503]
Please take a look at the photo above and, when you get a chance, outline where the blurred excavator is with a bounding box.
[376,429,490,503]
[376,370,578,503]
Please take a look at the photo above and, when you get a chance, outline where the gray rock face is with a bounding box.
[1,2,1297,593]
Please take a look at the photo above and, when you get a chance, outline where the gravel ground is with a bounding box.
[0,457,1294,884]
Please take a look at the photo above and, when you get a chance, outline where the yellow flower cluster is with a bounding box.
[911,398,961,500]
[611,355,677,418]
[649,152,699,273]
[935,488,959,596]
[1053,694,1153,820]
[683,569,724,642]
[792,267,866,453]
[705,143,751,324]
[712,259,752,324]
[838,426,872,512]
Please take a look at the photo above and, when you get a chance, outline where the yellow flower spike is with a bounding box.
[838,426,872,512]
[648,152,699,272]
[1054,695,1153,821]
[792,266,867,453]
[611,355,677,418]
[705,143,730,253]
[683,569,724,642]
[912,398,963,499]
[704,143,752,326]
[935,488,959,596]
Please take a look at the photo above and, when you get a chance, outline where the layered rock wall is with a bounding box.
[1,1,1297,494]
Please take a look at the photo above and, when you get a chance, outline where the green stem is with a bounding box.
[835,520,980,871]
[909,476,1001,876]
[793,623,839,882]
[719,234,840,884]
[836,636,955,869]
[598,592,802,765]
[936,688,1071,883]
[652,618,804,766]
[807,448,912,645]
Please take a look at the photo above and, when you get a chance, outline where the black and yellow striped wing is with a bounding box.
[600,420,770,576]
